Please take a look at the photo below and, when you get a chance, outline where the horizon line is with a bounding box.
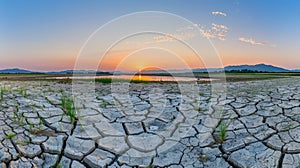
[0,63,300,72]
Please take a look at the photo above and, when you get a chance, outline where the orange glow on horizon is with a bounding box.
[97,47,205,72]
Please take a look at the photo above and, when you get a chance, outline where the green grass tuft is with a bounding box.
[216,121,230,143]
[94,78,149,83]
[61,95,77,124]
[13,106,18,123]
[4,132,16,140]
[0,88,3,100]
[0,85,8,100]
[18,86,28,97]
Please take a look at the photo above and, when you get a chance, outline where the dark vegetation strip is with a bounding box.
[0,72,299,83]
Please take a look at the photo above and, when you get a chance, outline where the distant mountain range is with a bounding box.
[224,64,290,72]
[0,68,110,75]
[0,68,36,74]
[143,64,299,73]
[0,64,299,74]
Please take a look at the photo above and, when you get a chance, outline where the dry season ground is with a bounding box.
[0,77,300,168]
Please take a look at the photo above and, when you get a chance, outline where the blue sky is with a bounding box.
[1,0,300,71]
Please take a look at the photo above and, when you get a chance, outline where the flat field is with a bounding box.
[0,75,300,167]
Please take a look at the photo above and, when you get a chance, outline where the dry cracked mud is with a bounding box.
[0,78,300,168]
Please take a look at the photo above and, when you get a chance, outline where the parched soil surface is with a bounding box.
[0,78,300,168]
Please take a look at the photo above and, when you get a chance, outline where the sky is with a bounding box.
[0,0,300,71]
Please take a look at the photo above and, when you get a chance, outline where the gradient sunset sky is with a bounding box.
[1,0,300,71]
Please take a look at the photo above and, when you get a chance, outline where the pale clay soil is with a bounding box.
[0,78,300,168]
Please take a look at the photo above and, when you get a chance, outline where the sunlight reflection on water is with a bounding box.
[54,75,213,82]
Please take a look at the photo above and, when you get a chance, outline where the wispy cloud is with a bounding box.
[151,32,195,43]
[199,23,229,41]
[147,22,229,44]
[212,11,227,17]
[238,37,267,45]
[146,25,197,44]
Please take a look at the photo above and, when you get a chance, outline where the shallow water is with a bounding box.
[53,75,212,82]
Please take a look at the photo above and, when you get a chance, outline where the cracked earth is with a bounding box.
[0,78,300,168]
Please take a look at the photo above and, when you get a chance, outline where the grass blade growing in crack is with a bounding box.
[18,85,28,97]
[61,95,77,124]
[4,132,16,140]
[0,85,8,100]
[216,120,230,143]
[0,87,3,100]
